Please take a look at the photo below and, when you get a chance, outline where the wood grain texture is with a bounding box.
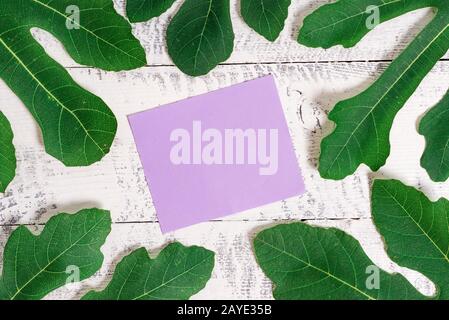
[0,0,448,299]
[0,219,436,300]
[31,0,448,67]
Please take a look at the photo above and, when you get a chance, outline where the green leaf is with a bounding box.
[0,208,111,300]
[241,0,292,41]
[253,222,424,300]
[0,111,16,193]
[126,0,177,23]
[166,0,235,76]
[372,179,449,299]
[297,0,449,180]
[418,91,449,182]
[0,0,146,166]
[298,0,431,48]
[83,242,215,300]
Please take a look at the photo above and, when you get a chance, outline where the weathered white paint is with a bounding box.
[0,0,447,300]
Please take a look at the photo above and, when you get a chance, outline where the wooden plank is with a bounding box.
[1,61,449,226]
[29,0,447,68]
[0,219,433,300]
[2,10,448,299]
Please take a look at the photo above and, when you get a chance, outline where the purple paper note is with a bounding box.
[128,75,305,232]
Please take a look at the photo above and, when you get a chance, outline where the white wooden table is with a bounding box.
[0,0,446,299]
